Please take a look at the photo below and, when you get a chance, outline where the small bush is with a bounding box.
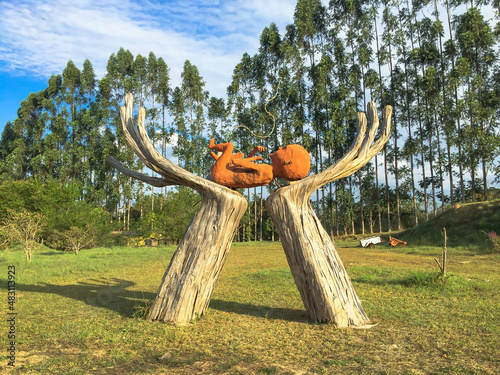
[48,226,95,254]
[485,231,500,253]
[1,209,46,261]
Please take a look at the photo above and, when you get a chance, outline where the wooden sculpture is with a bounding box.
[266,102,392,326]
[208,138,273,188]
[107,94,247,323]
[107,93,392,328]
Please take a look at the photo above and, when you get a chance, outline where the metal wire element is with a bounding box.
[226,77,283,141]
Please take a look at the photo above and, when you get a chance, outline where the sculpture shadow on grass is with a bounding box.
[16,278,156,318]
[209,299,310,323]
[17,277,309,322]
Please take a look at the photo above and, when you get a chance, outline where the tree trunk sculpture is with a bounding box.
[108,94,391,327]
[107,94,247,322]
[266,102,392,327]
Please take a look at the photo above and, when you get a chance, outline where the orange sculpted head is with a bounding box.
[270,144,311,181]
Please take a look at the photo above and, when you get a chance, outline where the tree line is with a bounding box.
[0,0,499,243]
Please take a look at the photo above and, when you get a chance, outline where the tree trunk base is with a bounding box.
[266,186,370,327]
[146,190,247,323]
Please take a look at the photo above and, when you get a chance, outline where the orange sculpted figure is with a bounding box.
[270,144,311,181]
[209,138,273,189]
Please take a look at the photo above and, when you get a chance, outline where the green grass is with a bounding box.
[0,241,499,374]
[398,199,500,249]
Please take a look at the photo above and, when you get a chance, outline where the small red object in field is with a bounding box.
[389,236,407,247]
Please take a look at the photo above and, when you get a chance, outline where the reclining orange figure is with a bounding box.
[209,138,273,188]
[209,138,311,189]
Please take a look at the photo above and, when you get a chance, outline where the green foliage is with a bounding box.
[1,208,46,261]
[134,187,198,241]
[48,226,96,254]
[0,179,111,251]
[399,271,470,290]
[484,231,500,253]
[399,200,500,248]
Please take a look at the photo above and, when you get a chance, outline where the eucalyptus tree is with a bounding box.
[443,0,466,203]
[405,0,430,220]
[0,122,19,181]
[294,0,328,218]
[432,0,455,208]
[282,23,309,148]
[62,60,81,122]
[355,8,376,233]
[174,60,208,176]
[394,1,419,225]
[105,48,134,227]
[417,15,443,215]
[43,75,68,180]
[157,57,171,202]
[381,1,400,230]
[258,22,285,152]
[133,54,148,104]
[95,76,120,217]
[328,0,362,233]
[368,0,386,232]
[62,60,82,180]
[132,54,148,216]
[455,6,497,201]
[326,33,357,234]
[79,59,99,198]
[81,59,96,108]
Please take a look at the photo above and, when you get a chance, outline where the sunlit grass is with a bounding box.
[1,241,499,374]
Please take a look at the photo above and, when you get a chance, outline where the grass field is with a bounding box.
[1,240,499,374]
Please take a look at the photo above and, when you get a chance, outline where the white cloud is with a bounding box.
[0,0,298,97]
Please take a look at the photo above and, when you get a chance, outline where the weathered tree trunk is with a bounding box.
[146,189,247,322]
[266,186,369,326]
[266,103,392,327]
[108,93,248,323]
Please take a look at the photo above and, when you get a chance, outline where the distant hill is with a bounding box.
[398,200,500,248]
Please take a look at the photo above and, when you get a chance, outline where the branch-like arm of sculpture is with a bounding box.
[300,102,392,196]
[109,93,225,194]
[106,156,172,187]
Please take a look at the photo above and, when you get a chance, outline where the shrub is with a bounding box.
[486,231,500,253]
[48,226,96,254]
[134,187,198,242]
[0,209,46,261]
[0,179,112,250]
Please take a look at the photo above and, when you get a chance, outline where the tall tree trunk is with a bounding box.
[359,172,365,234]
[254,187,257,241]
[266,187,368,326]
[373,12,383,234]
[335,181,340,236]
[387,40,401,230]
[384,146,391,232]
[482,158,488,201]
[266,102,391,326]
[147,189,247,322]
[260,186,263,241]
[446,0,465,202]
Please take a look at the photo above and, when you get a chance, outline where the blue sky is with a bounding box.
[0,0,299,133]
